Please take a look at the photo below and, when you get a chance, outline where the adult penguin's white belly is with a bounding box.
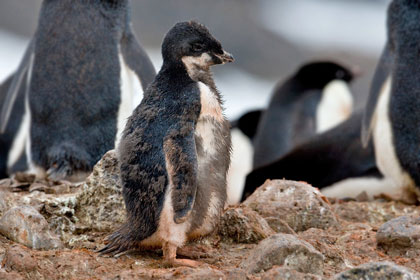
[115,53,144,148]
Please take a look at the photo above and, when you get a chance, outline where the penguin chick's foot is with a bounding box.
[177,244,211,259]
[162,242,202,268]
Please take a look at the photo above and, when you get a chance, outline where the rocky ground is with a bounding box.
[0,150,419,279]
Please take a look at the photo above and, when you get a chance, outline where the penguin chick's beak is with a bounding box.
[215,51,234,64]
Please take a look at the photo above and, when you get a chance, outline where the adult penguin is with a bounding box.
[253,62,355,169]
[0,0,156,181]
[362,0,420,200]
[242,111,382,201]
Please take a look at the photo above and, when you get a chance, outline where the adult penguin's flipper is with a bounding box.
[120,24,156,91]
[0,39,35,133]
[361,43,394,147]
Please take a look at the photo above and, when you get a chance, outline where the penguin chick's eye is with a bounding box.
[336,70,345,79]
[192,43,205,52]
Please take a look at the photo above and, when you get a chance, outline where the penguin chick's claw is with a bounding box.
[163,242,202,268]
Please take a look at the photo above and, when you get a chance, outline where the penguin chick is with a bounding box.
[99,21,233,267]
[253,62,355,169]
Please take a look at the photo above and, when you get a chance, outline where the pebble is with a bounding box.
[75,150,126,232]
[334,261,420,280]
[243,180,338,232]
[261,267,322,280]
[377,215,420,249]
[219,206,275,243]
[0,206,62,249]
[240,233,324,274]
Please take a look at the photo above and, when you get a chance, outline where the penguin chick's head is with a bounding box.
[162,21,234,71]
[295,62,354,89]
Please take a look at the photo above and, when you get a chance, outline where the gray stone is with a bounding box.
[75,150,126,232]
[240,233,324,274]
[243,180,338,232]
[377,215,420,249]
[0,191,8,214]
[261,267,322,280]
[41,194,78,243]
[219,206,275,243]
[0,206,62,249]
[265,217,296,234]
[334,262,420,280]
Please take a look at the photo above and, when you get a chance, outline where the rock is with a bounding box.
[243,180,338,232]
[0,191,9,214]
[2,245,38,273]
[261,267,322,280]
[13,172,35,183]
[29,183,47,193]
[0,178,12,187]
[41,194,78,243]
[75,150,126,232]
[355,191,369,202]
[334,261,420,280]
[0,206,62,249]
[376,215,420,249]
[240,233,324,274]
[44,183,71,195]
[265,217,296,234]
[219,206,275,243]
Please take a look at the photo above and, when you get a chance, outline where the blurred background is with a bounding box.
[0,0,391,120]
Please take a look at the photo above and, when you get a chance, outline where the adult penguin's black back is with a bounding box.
[253,62,354,169]
[0,0,155,181]
[242,111,381,201]
[362,0,420,196]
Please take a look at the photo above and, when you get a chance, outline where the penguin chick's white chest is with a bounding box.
[195,82,223,155]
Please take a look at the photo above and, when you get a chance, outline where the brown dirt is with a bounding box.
[0,196,419,279]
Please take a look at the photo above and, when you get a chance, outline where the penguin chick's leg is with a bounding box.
[162,241,202,268]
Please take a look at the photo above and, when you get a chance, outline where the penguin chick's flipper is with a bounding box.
[120,24,156,91]
[230,109,263,141]
[0,39,35,133]
[361,43,394,147]
[163,127,198,224]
